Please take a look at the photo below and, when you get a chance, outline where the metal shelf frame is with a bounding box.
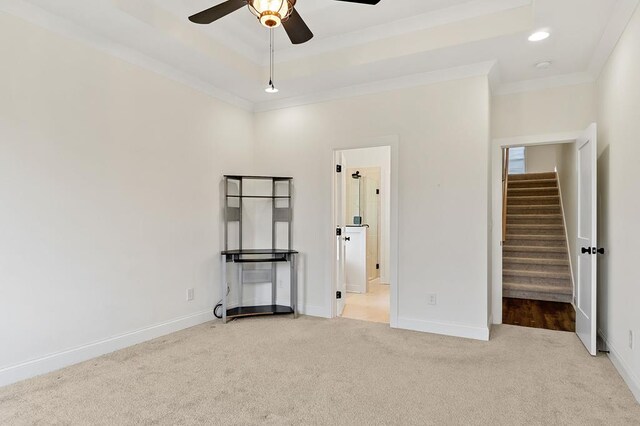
[221,175,297,323]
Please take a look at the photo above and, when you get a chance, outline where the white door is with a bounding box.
[576,123,598,356]
[335,152,347,316]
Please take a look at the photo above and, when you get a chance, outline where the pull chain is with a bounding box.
[266,28,278,93]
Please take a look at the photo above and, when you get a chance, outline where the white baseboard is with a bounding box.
[599,330,640,403]
[299,304,330,318]
[397,317,490,341]
[0,310,214,388]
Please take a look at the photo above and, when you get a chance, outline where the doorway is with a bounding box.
[501,141,577,332]
[492,124,599,355]
[333,146,391,324]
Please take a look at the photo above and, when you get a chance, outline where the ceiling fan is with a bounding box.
[188,0,381,45]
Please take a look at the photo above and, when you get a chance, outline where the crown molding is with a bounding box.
[253,61,496,113]
[0,0,254,111]
[588,0,640,78]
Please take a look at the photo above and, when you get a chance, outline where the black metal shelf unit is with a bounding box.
[220,175,297,322]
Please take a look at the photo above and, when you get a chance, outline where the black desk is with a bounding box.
[221,249,298,323]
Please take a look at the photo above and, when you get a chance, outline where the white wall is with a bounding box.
[253,76,491,340]
[525,144,561,173]
[492,83,596,139]
[596,3,640,402]
[0,13,254,385]
[342,147,390,284]
[556,142,577,295]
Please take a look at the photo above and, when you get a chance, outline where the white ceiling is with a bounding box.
[2,0,639,110]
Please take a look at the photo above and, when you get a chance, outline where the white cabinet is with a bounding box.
[345,226,367,294]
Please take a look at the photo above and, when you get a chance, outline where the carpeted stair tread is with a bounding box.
[506,234,565,241]
[508,172,557,180]
[503,172,573,303]
[508,179,558,188]
[508,186,559,194]
[503,257,569,266]
[503,245,566,253]
[508,195,561,205]
[503,281,572,295]
[503,269,571,279]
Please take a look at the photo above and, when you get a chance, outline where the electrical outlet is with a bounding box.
[629,330,634,349]
[427,294,437,306]
[186,288,194,301]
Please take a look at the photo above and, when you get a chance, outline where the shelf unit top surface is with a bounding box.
[221,249,298,255]
[224,175,293,180]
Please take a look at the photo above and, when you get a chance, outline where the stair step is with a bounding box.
[507,214,564,225]
[503,280,572,295]
[503,269,570,279]
[508,178,558,188]
[503,245,568,259]
[508,187,559,196]
[505,234,566,247]
[503,257,570,273]
[508,195,560,206]
[503,257,569,266]
[507,224,565,236]
[507,205,561,215]
[503,272,571,286]
[503,286,573,303]
[508,172,557,181]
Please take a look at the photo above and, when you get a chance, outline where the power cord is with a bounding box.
[213,285,230,319]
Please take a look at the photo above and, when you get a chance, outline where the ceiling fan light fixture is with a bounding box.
[249,0,293,28]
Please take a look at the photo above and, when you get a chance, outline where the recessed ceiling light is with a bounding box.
[535,61,552,70]
[528,31,550,42]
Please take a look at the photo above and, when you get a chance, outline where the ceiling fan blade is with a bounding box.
[282,8,314,45]
[334,0,381,4]
[188,0,246,24]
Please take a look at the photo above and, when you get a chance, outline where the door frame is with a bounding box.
[491,131,582,324]
[330,136,399,328]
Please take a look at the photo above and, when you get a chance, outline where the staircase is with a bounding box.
[503,172,573,303]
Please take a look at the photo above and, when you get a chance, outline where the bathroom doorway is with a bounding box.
[333,146,391,324]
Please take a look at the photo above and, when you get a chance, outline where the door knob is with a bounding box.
[581,247,592,255]
[344,237,351,241]
[596,248,606,255]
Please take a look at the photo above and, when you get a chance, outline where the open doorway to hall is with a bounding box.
[334,146,391,324]
[501,142,578,332]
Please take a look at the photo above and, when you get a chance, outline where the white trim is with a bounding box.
[299,304,331,318]
[330,137,400,329]
[491,132,580,324]
[0,310,214,388]
[397,317,490,341]
[0,0,253,111]
[589,0,640,78]
[254,62,496,112]
[494,131,582,148]
[494,72,595,96]
[599,330,640,403]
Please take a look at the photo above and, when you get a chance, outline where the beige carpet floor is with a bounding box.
[1,316,639,425]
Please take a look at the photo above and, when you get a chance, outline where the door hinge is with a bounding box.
[336,164,342,173]
[376,189,380,195]
[336,291,342,299]
[376,263,380,270]
[336,228,342,236]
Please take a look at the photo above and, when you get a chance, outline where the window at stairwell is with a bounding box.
[508,147,526,174]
